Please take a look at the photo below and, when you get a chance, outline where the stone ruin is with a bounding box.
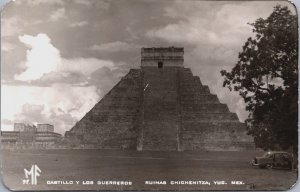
[65,47,254,151]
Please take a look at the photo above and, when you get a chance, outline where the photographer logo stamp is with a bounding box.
[23,165,41,185]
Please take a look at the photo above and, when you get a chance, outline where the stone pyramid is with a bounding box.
[65,47,254,151]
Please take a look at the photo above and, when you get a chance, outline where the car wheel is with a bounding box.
[259,165,266,169]
[266,164,273,170]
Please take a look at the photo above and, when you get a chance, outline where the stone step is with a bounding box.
[94,105,140,110]
[95,99,139,107]
[181,141,255,151]
[182,121,244,131]
[181,103,229,113]
[180,93,218,97]
[142,139,178,151]
[181,130,252,142]
[99,138,137,149]
[182,112,239,121]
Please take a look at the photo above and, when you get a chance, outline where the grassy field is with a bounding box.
[0,149,298,191]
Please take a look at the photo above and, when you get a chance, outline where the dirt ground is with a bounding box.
[0,149,298,191]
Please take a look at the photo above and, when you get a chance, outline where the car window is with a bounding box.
[263,152,272,158]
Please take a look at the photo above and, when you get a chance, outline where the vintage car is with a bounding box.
[250,151,293,170]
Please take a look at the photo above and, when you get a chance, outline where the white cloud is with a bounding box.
[69,21,88,27]
[15,33,116,81]
[49,8,66,21]
[1,84,99,133]
[89,41,140,52]
[61,57,115,75]
[15,34,62,81]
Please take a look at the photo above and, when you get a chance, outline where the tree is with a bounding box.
[220,5,298,152]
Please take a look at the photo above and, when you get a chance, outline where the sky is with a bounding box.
[1,0,296,134]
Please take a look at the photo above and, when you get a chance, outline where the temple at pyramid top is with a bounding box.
[141,47,184,68]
